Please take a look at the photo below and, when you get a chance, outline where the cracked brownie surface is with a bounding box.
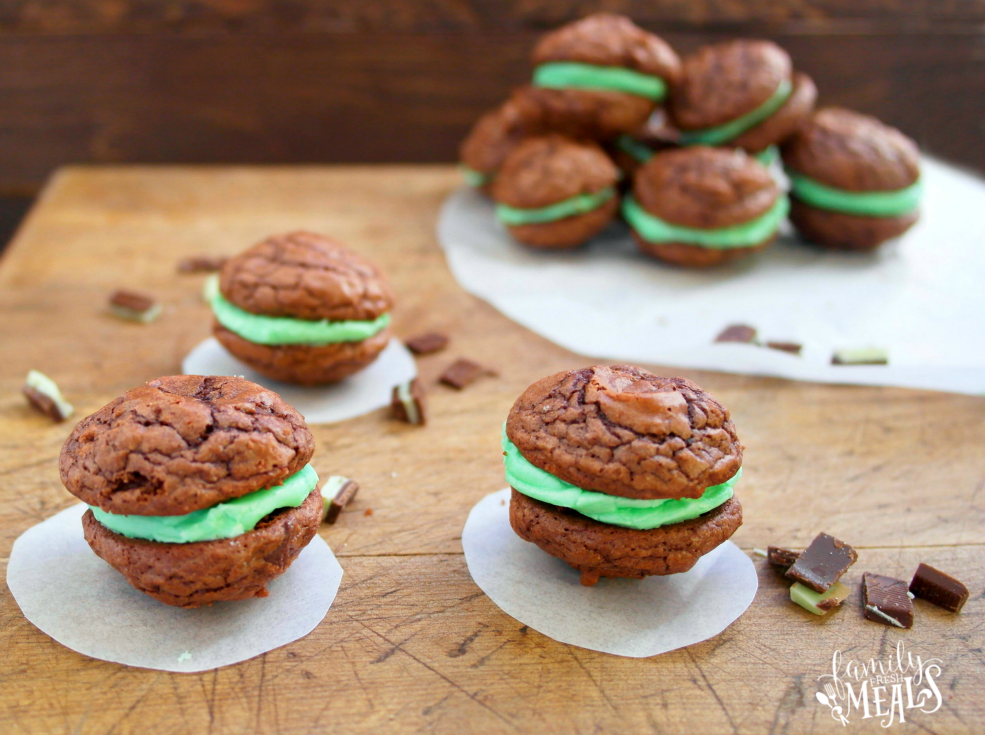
[506,365,742,500]
[219,231,394,322]
[634,147,779,229]
[781,107,920,192]
[60,375,315,516]
[532,13,681,82]
[492,135,619,209]
[83,488,322,608]
[511,490,742,581]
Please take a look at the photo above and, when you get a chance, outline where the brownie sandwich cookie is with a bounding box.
[211,231,394,385]
[670,40,816,159]
[512,13,681,140]
[782,108,922,250]
[492,135,620,249]
[608,108,681,180]
[624,146,788,267]
[59,375,321,608]
[459,100,539,195]
[504,365,744,586]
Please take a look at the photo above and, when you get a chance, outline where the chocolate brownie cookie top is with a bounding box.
[634,147,779,228]
[219,231,394,322]
[60,375,315,516]
[492,135,619,209]
[729,71,817,153]
[506,366,742,500]
[532,13,681,83]
[782,107,920,192]
[460,100,539,176]
[670,40,791,130]
[510,85,655,141]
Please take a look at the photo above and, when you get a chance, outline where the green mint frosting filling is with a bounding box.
[754,145,779,167]
[616,135,656,164]
[533,62,668,101]
[503,432,738,530]
[680,79,792,146]
[89,464,319,544]
[496,186,616,226]
[212,292,390,346]
[460,165,490,188]
[623,193,789,249]
[788,172,922,217]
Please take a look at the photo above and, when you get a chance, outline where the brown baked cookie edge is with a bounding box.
[789,199,919,250]
[506,197,619,249]
[82,488,322,608]
[214,323,391,385]
[632,230,777,267]
[510,490,742,584]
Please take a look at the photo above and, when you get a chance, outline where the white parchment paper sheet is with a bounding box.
[438,158,985,395]
[183,337,417,424]
[462,489,758,658]
[7,504,343,673]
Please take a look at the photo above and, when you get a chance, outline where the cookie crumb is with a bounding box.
[391,378,426,426]
[364,508,373,516]
[440,358,496,389]
[765,341,802,356]
[579,570,601,587]
[909,563,968,613]
[785,533,857,592]
[831,347,888,365]
[405,332,449,355]
[321,476,359,524]
[108,289,161,324]
[791,581,850,616]
[767,546,800,569]
[178,255,227,273]
[715,324,757,344]
[22,370,73,422]
[863,573,913,628]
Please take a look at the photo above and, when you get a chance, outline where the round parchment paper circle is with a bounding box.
[462,488,758,658]
[7,504,343,673]
[182,337,417,425]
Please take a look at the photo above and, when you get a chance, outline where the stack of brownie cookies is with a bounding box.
[460,12,922,263]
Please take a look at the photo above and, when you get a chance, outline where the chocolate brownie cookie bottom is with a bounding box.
[510,489,743,586]
[507,197,620,249]
[214,324,392,385]
[83,489,322,608]
[631,231,776,268]
[788,198,919,251]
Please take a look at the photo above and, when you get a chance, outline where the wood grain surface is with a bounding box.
[1,1,984,192]
[0,166,983,734]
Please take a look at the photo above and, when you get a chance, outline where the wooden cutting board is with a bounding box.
[0,166,982,734]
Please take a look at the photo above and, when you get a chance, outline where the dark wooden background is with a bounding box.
[1,1,984,244]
